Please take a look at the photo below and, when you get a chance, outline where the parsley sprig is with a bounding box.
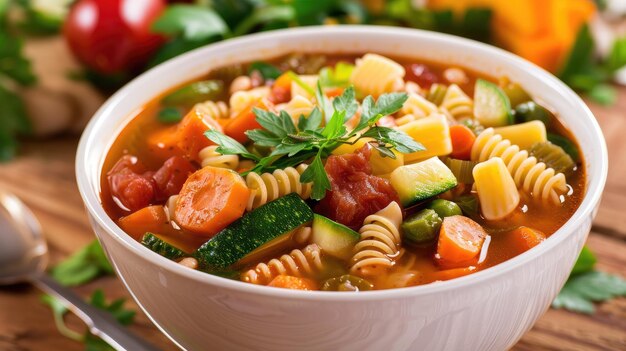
[205,84,424,200]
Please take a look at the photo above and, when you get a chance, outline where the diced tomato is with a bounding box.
[316,146,400,229]
[152,156,197,201]
[404,63,439,89]
[107,156,157,212]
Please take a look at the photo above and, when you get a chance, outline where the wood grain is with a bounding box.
[0,89,625,350]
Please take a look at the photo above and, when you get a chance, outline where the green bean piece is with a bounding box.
[401,209,442,244]
[428,199,462,218]
[157,107,183,124]
[321,274,373,292]
[162,80,224,107]
[514,101,552,127]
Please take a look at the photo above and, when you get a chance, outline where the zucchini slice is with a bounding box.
[311,214,360,260]
[142,233,189,260]
[390,157,458,207]
[194,193,314,269]
[474,79,513,127]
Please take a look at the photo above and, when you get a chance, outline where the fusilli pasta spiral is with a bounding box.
[277,95,315,122]
[195,100,229,120]
[198,145,239,169]
[471,128,568,204]
[241,244,323,285]
[350,54,405,97]
[440,84,473,119]
[350,201,403,277]
[245,164,312,211]
[229,86,270,117]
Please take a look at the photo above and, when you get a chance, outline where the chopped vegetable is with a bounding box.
[506,226,546,253]
[501,81,531,107]
[401,209,442,244]
[397,114,453,162]
[312,214,360,260]
[436,215,487,268]
[321,274,373,291]
[174,167,250,236]
[248,61,282,80]
[118,206,169,241]
[224,98,271,143]
[473,79,513,127]
[268,275,318,290]
[453,195,479,219]
[530,142,576,176]
[449,124,476,160]
[514,101,552,127]
[428,199,462,218]
[162,80,224,107]
[548,133,580,162]
[142,232,189,260]
[157,107,183,124]
[390,157,458,207]
[443,158,477,184]
[194,193,313,268]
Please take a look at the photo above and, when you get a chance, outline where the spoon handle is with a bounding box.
[33,274,161,351]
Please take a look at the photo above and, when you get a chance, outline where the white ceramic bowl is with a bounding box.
[76,26,608,351]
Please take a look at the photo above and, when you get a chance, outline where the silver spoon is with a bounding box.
[0,190,160,351]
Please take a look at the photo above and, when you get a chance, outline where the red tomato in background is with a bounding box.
[63,0,166,74]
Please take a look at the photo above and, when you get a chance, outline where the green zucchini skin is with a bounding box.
[194,193,314,269]
[142,233,188,260]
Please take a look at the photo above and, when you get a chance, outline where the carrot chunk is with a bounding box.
[119,205,169,241]
[507,226,546,253]
[174,166,250,237]
[449,124,476,160]
[268,276,318,290]
[148,105,223,162]
[436,215,487,268]
[225,98,273,143]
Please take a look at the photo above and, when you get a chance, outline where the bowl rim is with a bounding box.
[76,25,608,301]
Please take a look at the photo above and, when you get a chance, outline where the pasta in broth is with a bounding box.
[101,52,585,291]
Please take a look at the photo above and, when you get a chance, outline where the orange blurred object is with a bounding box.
[427,0,596,72]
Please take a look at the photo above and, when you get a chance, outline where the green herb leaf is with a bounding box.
[571,246,597,276]
[321,110,347,139]
[51,240,113,286]
[362,126,424,154]
[41,294,83,341]
[157,107,183,124]
[319,62,355,87]
[248,61,283,80]
[253,108,297,138]
[298,107,323,131]
[152,5,228,41]
[233,5,295,37]
[246,129,282,147]
[553,271,626,314]
[90,290,136,326]
[588,84,617,106]
[148,37,209,67]
[606,37,626,73]
[356,92,408,131]
[300,154,330,200]
[271,142,315,157]
[205,130,261,161]
[332,86,358,121]
[316,81,334,121]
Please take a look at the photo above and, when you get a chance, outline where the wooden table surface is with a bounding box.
[1,90,625,351]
